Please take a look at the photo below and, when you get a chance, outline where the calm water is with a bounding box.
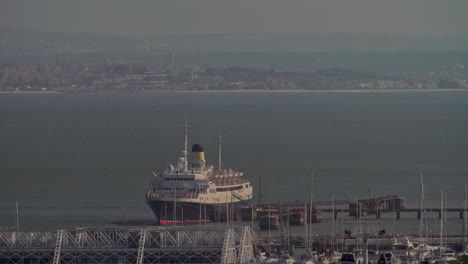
[0,91,467,234]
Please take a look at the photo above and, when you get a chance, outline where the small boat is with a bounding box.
[337,252,364,264]
[298,251,318,264]
[377,252,401,264]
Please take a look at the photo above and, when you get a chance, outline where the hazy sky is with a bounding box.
[2,0,467,37]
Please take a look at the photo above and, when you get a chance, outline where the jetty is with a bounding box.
[240,195,467,229]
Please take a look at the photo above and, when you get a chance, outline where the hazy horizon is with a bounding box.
[2,0,468,38]
[6,27,468,39]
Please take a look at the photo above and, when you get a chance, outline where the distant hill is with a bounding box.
[2,28,467,75]
[1,28,467,56]
[0,28,144,56]
[146,33,468,53]
[169,51,468,75]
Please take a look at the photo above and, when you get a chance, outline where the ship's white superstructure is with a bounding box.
[146,165,253,206]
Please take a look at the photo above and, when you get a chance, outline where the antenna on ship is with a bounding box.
[218,132,223,171]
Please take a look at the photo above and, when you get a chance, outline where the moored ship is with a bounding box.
[145,122,253,225]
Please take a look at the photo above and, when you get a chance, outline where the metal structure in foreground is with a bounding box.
[0,226,256,264]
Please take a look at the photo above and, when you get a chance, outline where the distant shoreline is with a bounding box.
[1,88,468,94]
[0,91,59,94]
[171,88,468,93]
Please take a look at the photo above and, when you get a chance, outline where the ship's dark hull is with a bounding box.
[146,200,243,225]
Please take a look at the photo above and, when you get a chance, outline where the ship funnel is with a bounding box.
[191,144,206,169]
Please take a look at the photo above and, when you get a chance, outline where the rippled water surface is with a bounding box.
[0,91,467,234]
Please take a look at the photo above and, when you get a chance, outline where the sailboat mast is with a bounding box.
[332,193,335,254]
[16,200,19,229]
[419,173,425,243]
[226,190,229,225]
[218,132,222,171]
[258,175,262,238]
[199,203,202,227]
[393,199,396,244]
[355,198,359,252]
[268,203,271,244]
[463,186,467,248]
[183,117,189,172]
[440,188,444,254]
[308,173,314,252]
[444,189,447,248]
[287,206,291,254]
[304,201,308,250]
[173,188,177,226]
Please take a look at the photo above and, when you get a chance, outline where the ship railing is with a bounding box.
[208,178,248,187]
[208,169,244,178]
[146,190,158,199]
[146,190,199,199]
